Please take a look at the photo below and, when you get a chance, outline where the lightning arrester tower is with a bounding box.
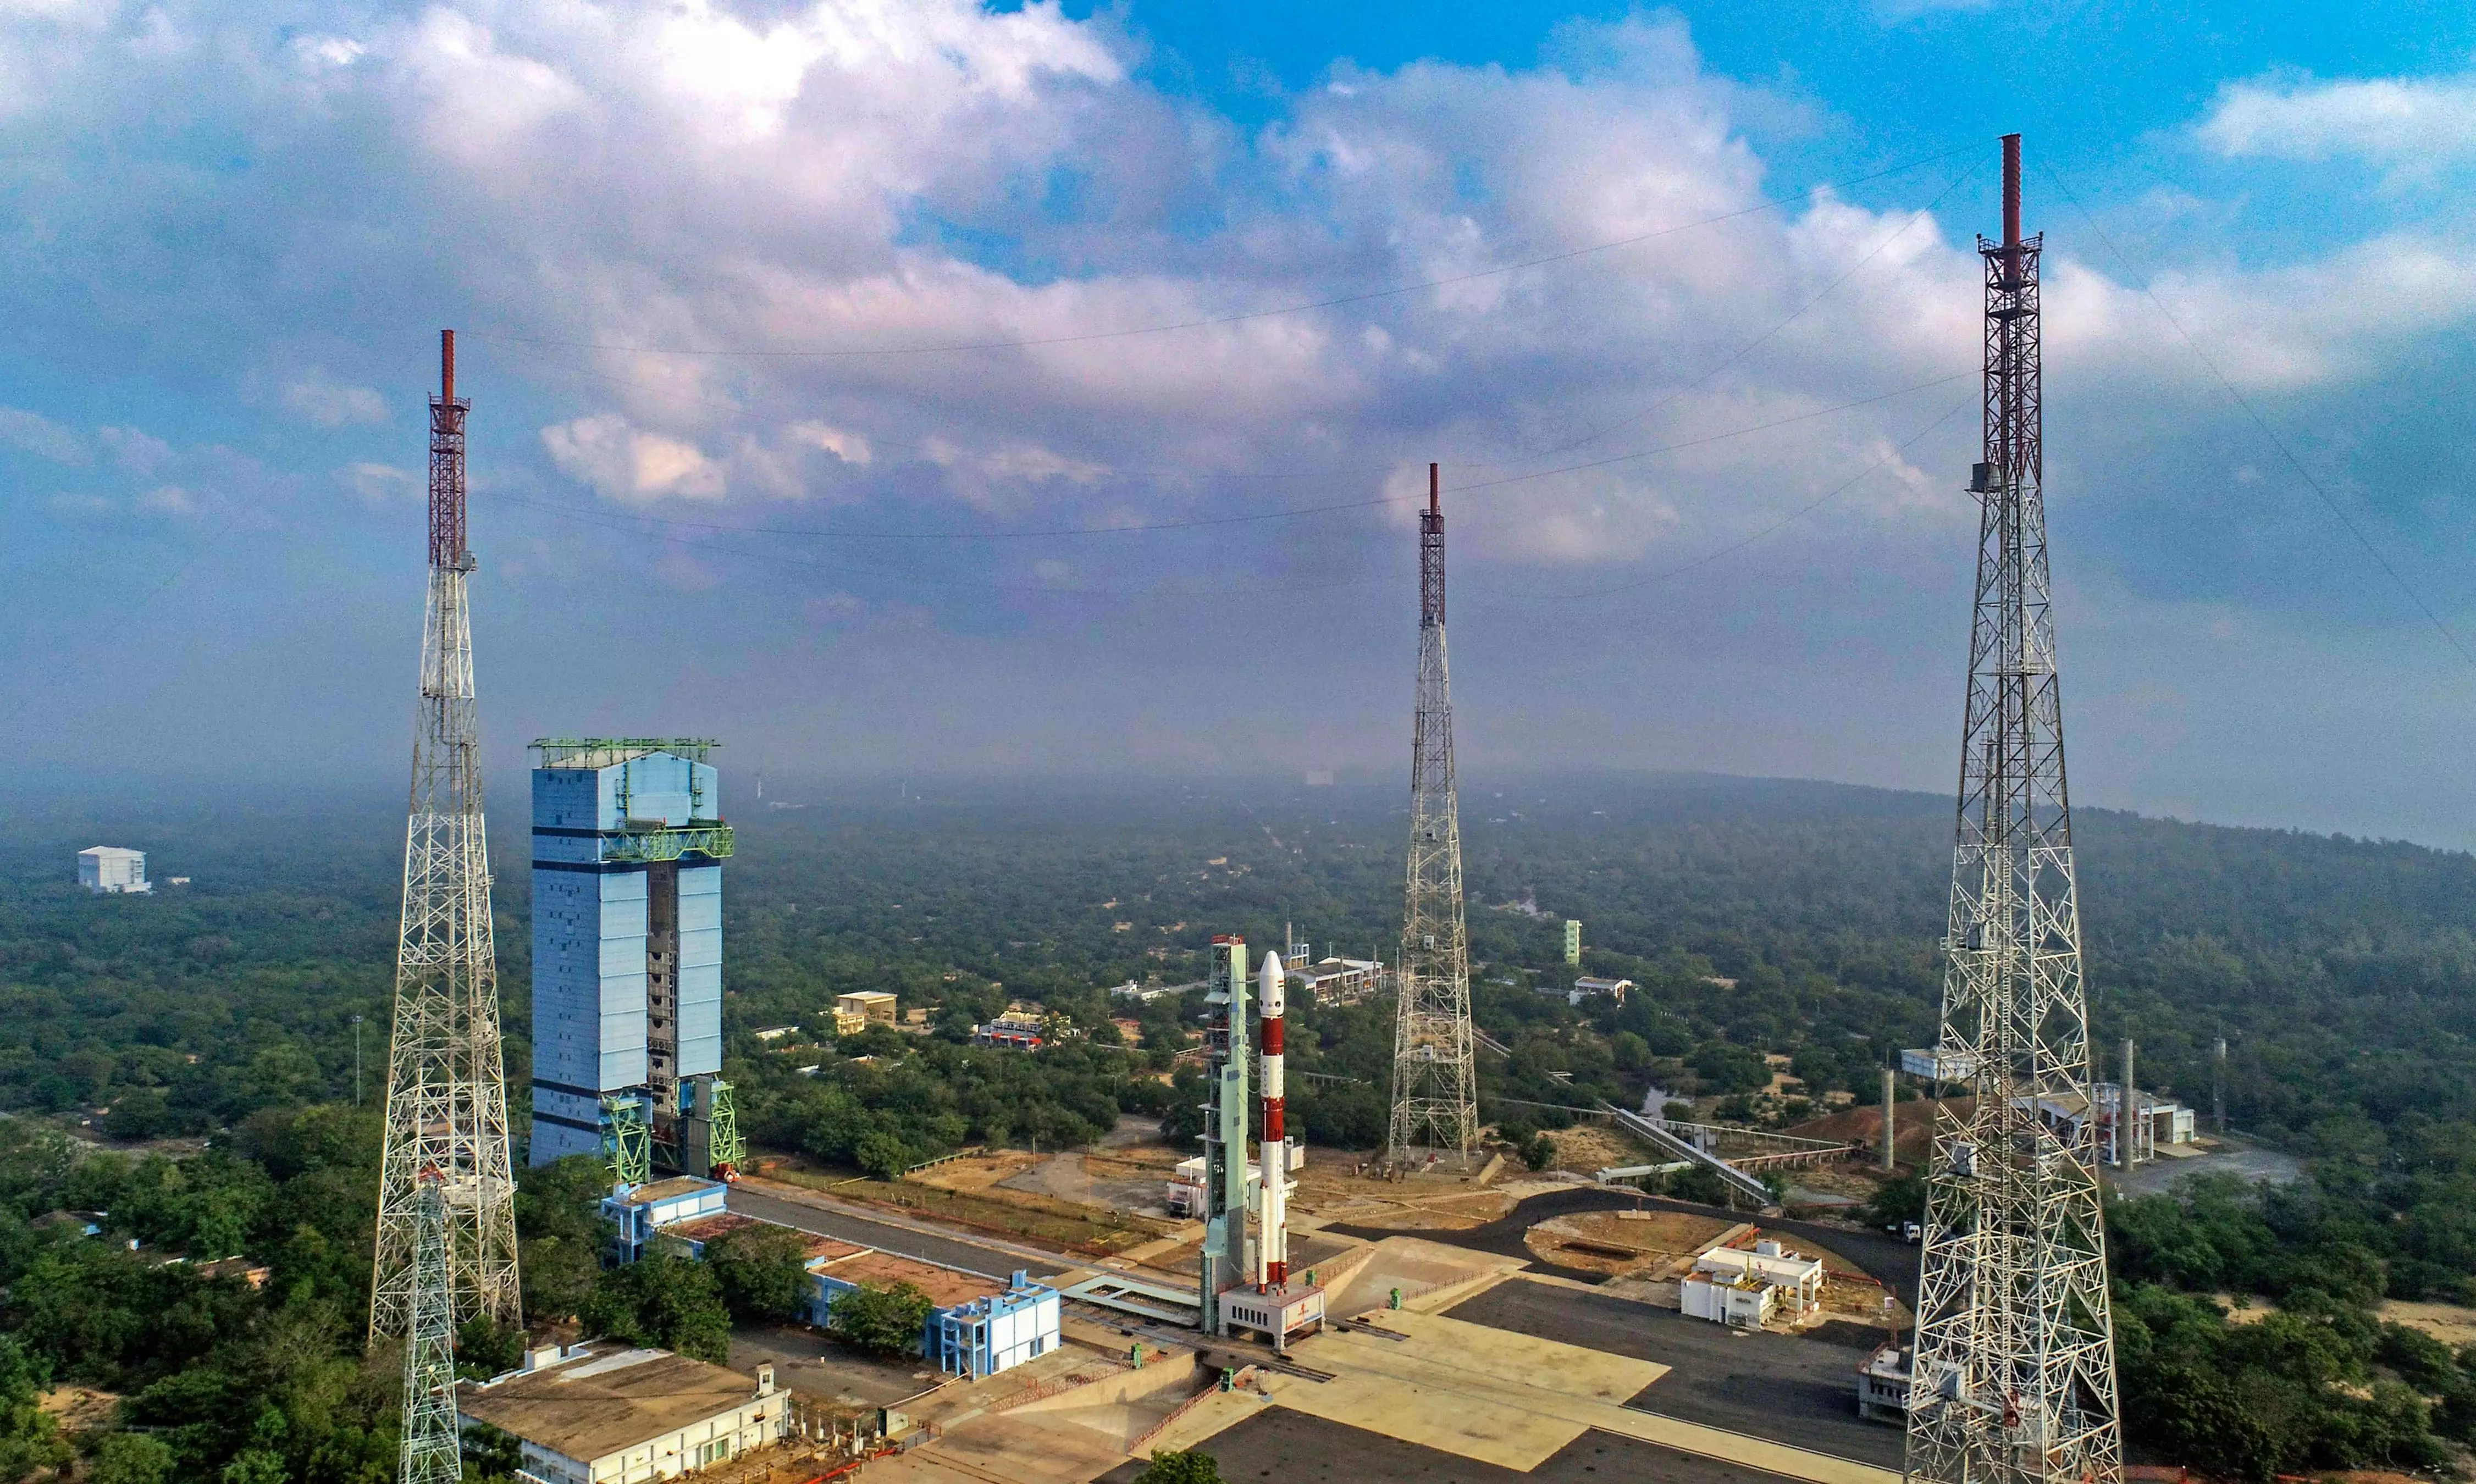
[1905,135,2122,1484]
[1388,463,1478,1167]
[373,330,522,1337]
[396,1168,462,1484]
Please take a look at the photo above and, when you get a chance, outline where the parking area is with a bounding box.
[1104,1407,1847,1484]
[1444,1278,1903,1469]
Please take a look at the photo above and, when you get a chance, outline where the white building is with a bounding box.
[1286,956,1383,1006]
[1858,1344,1911,1423]
[78,847,150,894]
[459,1344,785,1484]
[1898,1048,1978,1082]
[1680,1238,1827,1329]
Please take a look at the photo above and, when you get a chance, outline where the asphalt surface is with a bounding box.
[1444,1280,1904,1469]
[727,1186,1075,1282]
[1100,1405,1823,1484]
[1331,1186,1922,1306]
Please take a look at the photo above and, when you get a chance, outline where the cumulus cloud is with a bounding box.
[346,462,419,502]
[0,406,86,463]
[2198,69,2476,174]
[280,369,388,427]
[543,413,727,503]
[791,422,871,465]
[0,0,2467,583]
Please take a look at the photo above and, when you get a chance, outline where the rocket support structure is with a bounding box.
[1197,937,1250,1336]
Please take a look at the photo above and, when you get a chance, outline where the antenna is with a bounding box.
[1908,136,2121,1484]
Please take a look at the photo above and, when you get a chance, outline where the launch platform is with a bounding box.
[1219,1280,1327,1350]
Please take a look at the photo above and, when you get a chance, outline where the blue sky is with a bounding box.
[4,0,2475,844]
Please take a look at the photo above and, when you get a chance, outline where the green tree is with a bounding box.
[1519,1133,1556,1171]
[827,1281,933,1356]
[1864,1172,1926,1228]
[704,1224,810,1323]
[1667,1165,1728,1206]
[579,1257,732,1365]
[854,1133,911,1182]
[1134,1449,1222,1484]
[0,1338,69,1483]
[515,1158,613,1324]
[87,1434,175,1484]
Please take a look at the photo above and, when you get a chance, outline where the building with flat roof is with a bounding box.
[1681,1238,1826,1329]
[1545,976,1632,1007]
[1858,1344,1911,1424]
[833,992,898,1037]
[971,1005,1049,1049]
[458,1343,783,1484]
[1285,956,1382,1007]
[78,847,149,894]
[603,1177,727,1262]
[528,740,739,1180]
[805,1254,1062,1380]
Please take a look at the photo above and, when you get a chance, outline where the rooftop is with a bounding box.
[663,1212,860,1262]
[530,737,719,769]
[458,1347,764,1464]
[816,1250,1003,1308]
[614,1176,721,1208]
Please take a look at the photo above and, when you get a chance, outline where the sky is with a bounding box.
[3,0,2475,844]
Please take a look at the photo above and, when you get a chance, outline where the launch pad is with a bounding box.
[1216,1278,1327,1351]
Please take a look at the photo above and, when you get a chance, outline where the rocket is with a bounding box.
[1258,949,1291,1288]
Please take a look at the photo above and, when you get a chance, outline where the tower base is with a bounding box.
[1218,1281,1326,1352]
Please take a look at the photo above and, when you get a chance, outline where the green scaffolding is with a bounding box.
[602,1094,651,1188]
[706,1079,745,1174]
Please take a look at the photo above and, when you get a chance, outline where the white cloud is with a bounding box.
[542,413,726,503]
[98,425,173,478]
[2198,69,2476,175]
[281,369,387,427]
[791,422,871,465]
[139,484,196,515]
[346,462,418,502]
[0,406,86,463]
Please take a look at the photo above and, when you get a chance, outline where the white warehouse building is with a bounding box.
[458,1344,785,1484]
[1681,1239,1827,1330]
[78,847,150,894]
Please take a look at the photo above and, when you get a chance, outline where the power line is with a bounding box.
[2040,161,2476,670]
[462,143,1980,362]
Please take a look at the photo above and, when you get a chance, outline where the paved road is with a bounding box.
[1331,1185,1921,1305]
[1102,1406,1828,1484]
[728,1184,1076,1282]
[1446,1280,1904,1469]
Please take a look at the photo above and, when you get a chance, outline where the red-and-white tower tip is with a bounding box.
[1257,948,1291,1289]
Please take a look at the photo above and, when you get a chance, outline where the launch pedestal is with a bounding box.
[1218,1281,1327,1352]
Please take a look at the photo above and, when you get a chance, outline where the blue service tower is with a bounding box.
[527,739,741,1183]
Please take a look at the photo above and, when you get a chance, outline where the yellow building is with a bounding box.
[833,992,898,1037]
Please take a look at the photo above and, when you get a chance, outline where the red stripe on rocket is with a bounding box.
[1259,948,1289,1288]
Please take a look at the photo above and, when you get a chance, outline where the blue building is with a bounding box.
[804,1255,1062,1379]
[528,739,740,1178]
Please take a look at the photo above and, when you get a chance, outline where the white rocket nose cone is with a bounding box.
[1260,951,1284,995]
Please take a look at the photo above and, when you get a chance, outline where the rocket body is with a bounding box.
[1258,950,1290,1288]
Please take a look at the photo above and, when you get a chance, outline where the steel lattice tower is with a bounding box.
[1906,135,2121,1484]
[373,331,522,1337]
[396,1171,462,1484]
[1388,464,1477,1166]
